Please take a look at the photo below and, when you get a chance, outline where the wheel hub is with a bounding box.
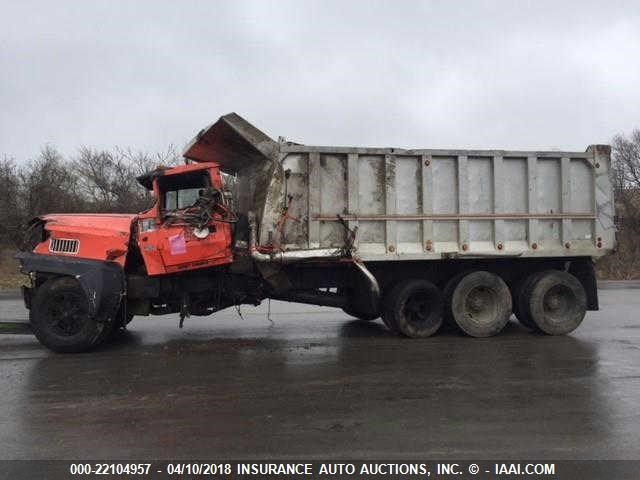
[468,294,485,312]
[545,294,562,310]
[466,287,492,313]
[47,292,87,337]
[464,286,499,323]
[542,284,576,322]
[403,291,439,327]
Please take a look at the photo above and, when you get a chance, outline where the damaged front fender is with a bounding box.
[15,252,125,321]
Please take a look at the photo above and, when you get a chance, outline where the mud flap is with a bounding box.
[569,259,599,311]
[15,252,125,322]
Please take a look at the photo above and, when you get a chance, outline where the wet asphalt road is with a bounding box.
[1,284,639,461]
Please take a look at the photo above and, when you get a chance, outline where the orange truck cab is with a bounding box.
[134,162,234,275]
[28,162,233,274]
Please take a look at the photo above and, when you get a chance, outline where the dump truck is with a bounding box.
[16,113,616,352]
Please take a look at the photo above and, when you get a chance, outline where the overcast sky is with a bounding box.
[1,0,639,161]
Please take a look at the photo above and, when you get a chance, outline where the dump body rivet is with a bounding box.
[532,243,538,249]
[425,159,431,166]
[461,243,468,251]
[565,242,571,249]
[497,243,503,250]
[388,245,395,253]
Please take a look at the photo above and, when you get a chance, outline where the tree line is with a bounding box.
[0,145,179,248]
[598,130,640,279]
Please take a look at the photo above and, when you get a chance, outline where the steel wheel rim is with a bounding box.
[403,290,438,328]
[464,285,499,325]
[543,284,576,324]
[45,291,88,337]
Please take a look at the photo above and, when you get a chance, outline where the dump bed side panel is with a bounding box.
[183,115,615,260]
[276,145,615,261]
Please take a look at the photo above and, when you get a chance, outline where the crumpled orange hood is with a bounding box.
[34,214,138,265]
[42,213,138,237]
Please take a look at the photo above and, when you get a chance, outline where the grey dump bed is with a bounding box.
[185,113,616,261]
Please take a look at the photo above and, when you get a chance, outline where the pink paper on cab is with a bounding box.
[169,233,187,255]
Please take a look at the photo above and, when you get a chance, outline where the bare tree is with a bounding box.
[72,145,181,213]
[73,147,141,212]
[119,144,181,176]
[19,146,85,219]
[611,130,640,231]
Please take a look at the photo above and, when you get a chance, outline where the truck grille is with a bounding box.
[49,238,80,255]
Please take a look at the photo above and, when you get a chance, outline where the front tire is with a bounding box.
[30,277,112,353]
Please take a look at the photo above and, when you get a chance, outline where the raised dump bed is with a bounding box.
[186,113,616,261]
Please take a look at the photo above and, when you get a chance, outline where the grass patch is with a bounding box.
[0,248,27,289]
[0,322,31,334]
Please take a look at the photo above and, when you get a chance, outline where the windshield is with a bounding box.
[158,171,210,211]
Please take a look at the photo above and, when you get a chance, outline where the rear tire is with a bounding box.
[449,271,512,337]
[522,270,586,335]
[383,279,443,338]
[443,271,471,330]
[338,287,379,321]
[514,272,544,331]
[30,277,112,353]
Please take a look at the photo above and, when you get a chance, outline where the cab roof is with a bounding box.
[136,162,218,190]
